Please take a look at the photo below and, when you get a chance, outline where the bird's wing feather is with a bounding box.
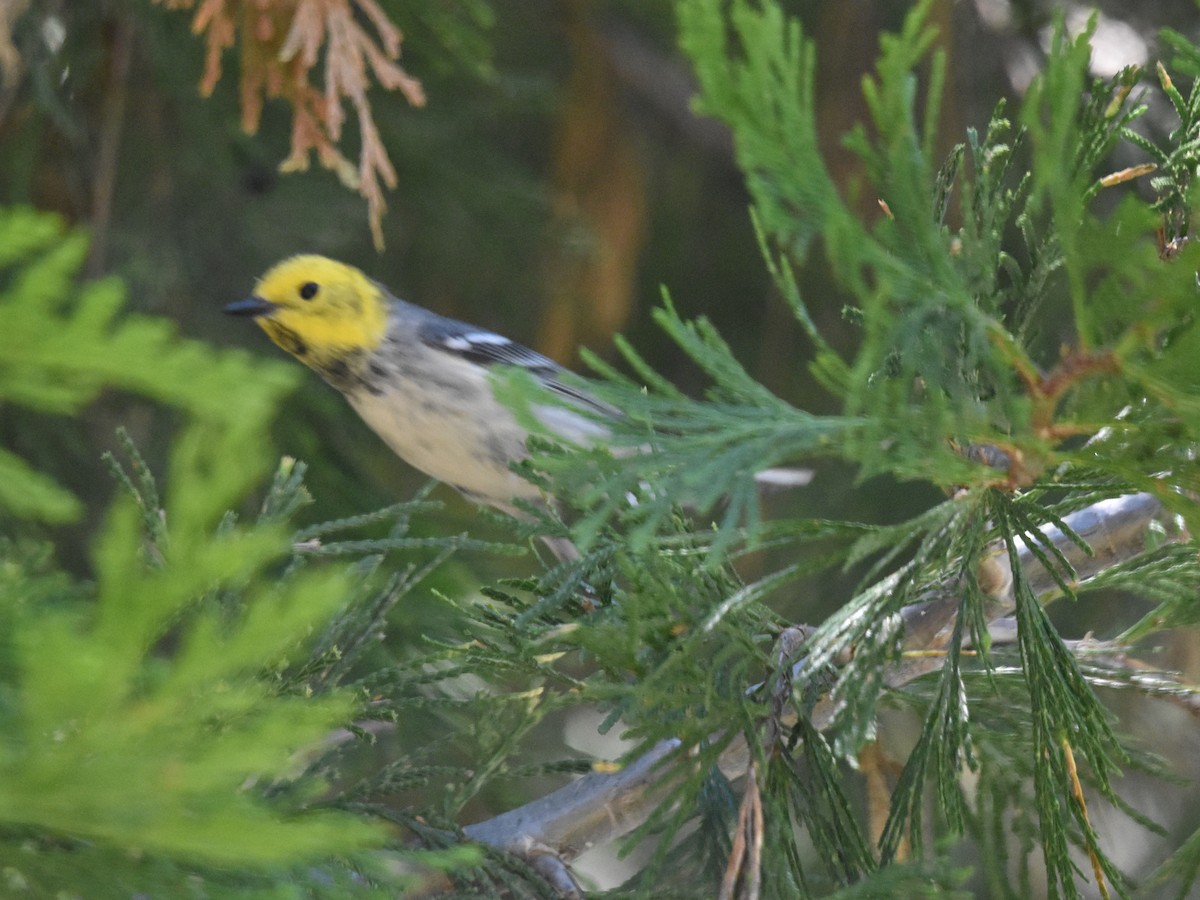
[415,311,617,417]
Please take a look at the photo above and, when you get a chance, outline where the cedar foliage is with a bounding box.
[4,2,1200,899]
[498,1,1200,896]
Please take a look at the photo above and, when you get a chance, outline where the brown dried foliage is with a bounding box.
[160,0,425,249]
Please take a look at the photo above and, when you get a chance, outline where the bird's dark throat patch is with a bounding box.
[267,323,308,358]
[311,349,377,394]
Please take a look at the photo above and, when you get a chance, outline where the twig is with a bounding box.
[1063,736,1111,900]
[880,491,1172,691]
[462,737,684,859]
[86,11,135,278]
[719,762,764,900]
[860,741,905,861]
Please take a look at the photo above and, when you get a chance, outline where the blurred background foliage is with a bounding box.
[4,0,1200,894]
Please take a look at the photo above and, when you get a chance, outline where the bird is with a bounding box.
[224,255,612,558]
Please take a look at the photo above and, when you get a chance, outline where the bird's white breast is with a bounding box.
[346,352,541,506]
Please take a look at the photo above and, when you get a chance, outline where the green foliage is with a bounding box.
[147,2,1198,895]
[3,513,367,861]
[0,206,298,523]
[476,1,1200,896]
[0,215,498,893]
[7,0,1200,897]
[0,450,488,893]
[1127,31,1200,242]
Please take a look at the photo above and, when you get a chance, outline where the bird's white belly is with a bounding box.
[348,381,540,505]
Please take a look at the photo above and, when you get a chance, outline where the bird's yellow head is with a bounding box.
[225,255,389,364]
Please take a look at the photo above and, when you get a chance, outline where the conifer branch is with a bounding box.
[462,491,1183,882]
[882,491,1173,690]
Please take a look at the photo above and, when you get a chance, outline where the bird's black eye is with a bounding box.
[299,281,319,301]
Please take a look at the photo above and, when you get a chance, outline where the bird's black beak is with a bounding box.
[223,296,277,318]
